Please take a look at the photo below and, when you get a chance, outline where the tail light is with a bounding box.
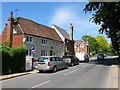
[48,61,51,66]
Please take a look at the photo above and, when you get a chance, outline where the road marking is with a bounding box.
[83,64,89,68]
[107,66,112,88]
[27,80,51,90]
[64,69,78,76]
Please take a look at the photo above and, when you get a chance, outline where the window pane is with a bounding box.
[26,36,29,41]
[42,39,44,44]
[30,37,32,42]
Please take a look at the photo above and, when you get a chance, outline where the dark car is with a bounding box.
[97,54,105,60]
[62,55,79,66]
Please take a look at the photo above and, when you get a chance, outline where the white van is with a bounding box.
[75,53,89,62]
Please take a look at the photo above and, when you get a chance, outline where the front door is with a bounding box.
[50,50,53,56]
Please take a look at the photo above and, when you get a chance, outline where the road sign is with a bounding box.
[31,46,36,53]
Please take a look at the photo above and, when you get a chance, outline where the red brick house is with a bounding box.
[74,39,90,56]
[0,12,64,58]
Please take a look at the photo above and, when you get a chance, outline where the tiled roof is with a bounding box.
[14,17,63,42]
[74,40,88,46]
[52,24,70,40]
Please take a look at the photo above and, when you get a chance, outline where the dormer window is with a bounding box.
[13,29,17,34]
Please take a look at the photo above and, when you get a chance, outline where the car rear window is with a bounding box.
[98,54,104,56]
[37,57,49,62]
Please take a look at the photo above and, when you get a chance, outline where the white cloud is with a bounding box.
[50,5,101,40]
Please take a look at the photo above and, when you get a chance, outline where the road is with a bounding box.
[2,59,112,89]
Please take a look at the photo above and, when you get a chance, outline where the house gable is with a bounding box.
[52,24,70,42]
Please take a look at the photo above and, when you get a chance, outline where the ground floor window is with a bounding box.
[41,50,48,56]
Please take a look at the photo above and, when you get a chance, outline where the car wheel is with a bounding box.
[65,64,68,69]
[53,66,57,72]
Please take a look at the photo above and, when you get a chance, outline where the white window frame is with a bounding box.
[41,50,48,56]
[13,29,17,34]
[26,35,33,44]
[41,38,49,46]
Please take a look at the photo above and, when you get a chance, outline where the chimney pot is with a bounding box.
[10,11,13,18]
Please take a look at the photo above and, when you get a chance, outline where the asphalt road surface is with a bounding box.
[2,59,112,89]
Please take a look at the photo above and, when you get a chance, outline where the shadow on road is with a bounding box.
[88,57,120,66]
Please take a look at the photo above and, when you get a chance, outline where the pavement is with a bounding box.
[0,57,119,89]
[108,65,119,88]
[0,70,38,81]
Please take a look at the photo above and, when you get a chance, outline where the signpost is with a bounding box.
[31,46,36,58]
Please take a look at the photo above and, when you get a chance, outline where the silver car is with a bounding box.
[35,56,68,72]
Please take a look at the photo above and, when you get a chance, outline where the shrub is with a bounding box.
[10,46,27,73]
[0,45,12,75]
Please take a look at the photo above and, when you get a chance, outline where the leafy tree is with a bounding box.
[84,2,120,57]
[82,35,100,55]
[109,43,118,55]
[95,35,109,54]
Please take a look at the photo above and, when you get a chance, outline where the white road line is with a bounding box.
[83,64,89,68]
[27,80,51,90]
[64,69,78,76]
[107,66,112,88]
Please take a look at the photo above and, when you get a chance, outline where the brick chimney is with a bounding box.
[69,23,73,41]
[7,11,14,47]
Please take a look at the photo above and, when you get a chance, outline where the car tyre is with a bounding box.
[65,64,68,69]
[53,66,57,72]
[71,63,74,67]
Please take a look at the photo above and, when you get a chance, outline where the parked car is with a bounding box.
[35,56,68,72]
[76,53,89,62]
[62,55,79,66]
[106,54,111,59]
[97,54,105,60]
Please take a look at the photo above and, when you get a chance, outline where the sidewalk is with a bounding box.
[0,70,38,81]
[108,65,119,89]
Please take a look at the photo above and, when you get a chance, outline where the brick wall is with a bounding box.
[12,34,23,48]
[74,41,87,54]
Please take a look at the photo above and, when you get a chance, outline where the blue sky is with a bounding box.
[1,2,111,43]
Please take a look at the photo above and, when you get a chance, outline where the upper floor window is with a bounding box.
[41,38,48,45]
[26,35,33,43]
[80,43,84,48]
[13,29,17,34]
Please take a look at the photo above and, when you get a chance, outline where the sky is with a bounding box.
[1,2,111,43]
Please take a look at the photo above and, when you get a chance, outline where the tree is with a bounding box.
[95,35,109,54]
[109,43,118,55]
[82,35,100,55]
[84,2,120,57]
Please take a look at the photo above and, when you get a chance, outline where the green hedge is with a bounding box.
[0,45,12,75]
[10,46,27,73]
[1,45,27,75]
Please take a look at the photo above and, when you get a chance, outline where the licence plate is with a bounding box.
[39,64,45,66]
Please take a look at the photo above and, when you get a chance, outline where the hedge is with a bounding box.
[0,45,12,75]
[10,46,27,73]
[1,45,27,75]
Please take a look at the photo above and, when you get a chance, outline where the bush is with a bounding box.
[1,44,27,75]
[0,45,12,75]
[10,46,27,73]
